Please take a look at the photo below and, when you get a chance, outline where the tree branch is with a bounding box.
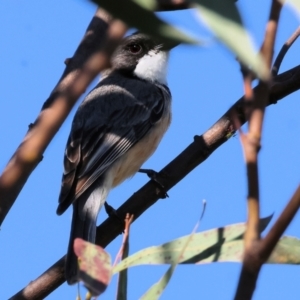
[260,185,300,260]
[233,184,300,300]
[235,1,282,299]
[0,9,127,226]
[272,26,300,76]
[9,64,300,300]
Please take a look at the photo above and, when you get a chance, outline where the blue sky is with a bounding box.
[1,1,300,299]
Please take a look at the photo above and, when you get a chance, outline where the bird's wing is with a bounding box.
[57,81,170,215]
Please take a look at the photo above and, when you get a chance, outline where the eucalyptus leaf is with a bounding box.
[113,215,272,273]
[283,0,300,17]
[268,236,300,264]
[140,208,203,300]
[193,0,269,80]
[139,265,174,300]
[91,0,198,49]
[74,238,112,297]
[191,236,300,264]
[132,0,157,10]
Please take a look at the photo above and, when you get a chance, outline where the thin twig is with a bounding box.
[113,214,134,267]
[260,0,283,71]
[9,63,300,300]
[272,26,300,76]
[115,214,134,300]
[244,0,282,250]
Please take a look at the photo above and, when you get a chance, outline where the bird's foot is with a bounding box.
[104,202,123,224]
[139,168,169,198]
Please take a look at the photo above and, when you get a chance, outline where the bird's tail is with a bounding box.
[65,184,109,284]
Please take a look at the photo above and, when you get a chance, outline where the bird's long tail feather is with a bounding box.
[65,181,109,284]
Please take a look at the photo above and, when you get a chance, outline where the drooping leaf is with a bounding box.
[139,266,175,300]
[113,215,272,273]
[91,0,198,49]
[193,0,269,80]
[140,206,204,300]
[189,236,300,265]
[74,238,112,297]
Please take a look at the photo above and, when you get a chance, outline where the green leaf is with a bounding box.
[131,0,157,10]
[193,0,269,80]
[188,236,300,265]
[282,0,300,16]
[139,265,175,300]
[74,238,112,297]
[112,215,272,273]
[268,236,300,264]
[140,208,204,300]
[91,0,198,49]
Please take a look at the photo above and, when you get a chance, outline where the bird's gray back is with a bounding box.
[57,71,171,214]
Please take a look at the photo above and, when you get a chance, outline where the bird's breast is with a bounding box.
[111,111,171,187]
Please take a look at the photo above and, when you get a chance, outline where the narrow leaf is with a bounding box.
[139,266,174,300]
[74,238,112,297]
[193,0,269,80]
[280,0,300,17]
[189,236,300,264]
[268,236,300,264]
[140,203,205,300]
[132,0,157,10]
[113,215,272,273]
[91,0,198,49]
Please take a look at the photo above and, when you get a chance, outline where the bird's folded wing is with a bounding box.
[57,86,166,215]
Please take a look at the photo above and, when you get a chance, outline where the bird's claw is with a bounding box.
[139,168,169,198]
[104,202,124,224]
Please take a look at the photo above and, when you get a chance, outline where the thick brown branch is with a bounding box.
[10,65,300,300]
[0,10,127,226]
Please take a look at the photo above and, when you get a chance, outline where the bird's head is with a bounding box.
[111,33,169,84]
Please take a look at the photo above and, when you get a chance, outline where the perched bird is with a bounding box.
[56,33,172,284]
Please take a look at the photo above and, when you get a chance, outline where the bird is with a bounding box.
[56,32,172,284]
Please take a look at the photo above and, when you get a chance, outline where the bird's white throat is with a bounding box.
[134,50,168,84]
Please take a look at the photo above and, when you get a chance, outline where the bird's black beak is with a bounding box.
[161,41,180,51]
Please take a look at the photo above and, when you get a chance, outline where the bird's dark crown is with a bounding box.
[111,33,163,74]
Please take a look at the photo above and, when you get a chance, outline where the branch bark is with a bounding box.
[0,9,127,226]
[9,64,300,300]
[235,1,283,298]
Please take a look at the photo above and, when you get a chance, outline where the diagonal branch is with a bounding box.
[9,64,300,300]
[0,9,127,226]
[272,26,300,76]
[233,184,300,300]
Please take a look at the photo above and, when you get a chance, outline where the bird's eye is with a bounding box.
[128,43,142,54]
